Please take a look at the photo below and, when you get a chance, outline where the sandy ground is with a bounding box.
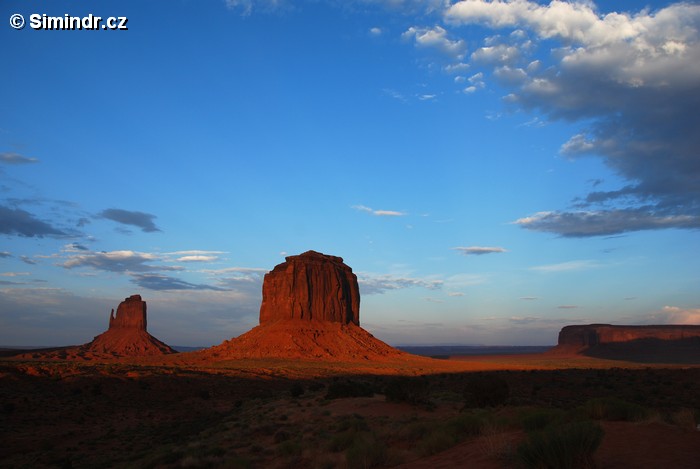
[2,353,699,468]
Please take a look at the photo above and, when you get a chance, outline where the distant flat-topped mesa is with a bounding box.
[259,250,360,325]
[558,324,700,348]
[554,324,700,363]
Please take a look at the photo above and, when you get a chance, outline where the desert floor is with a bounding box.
[1,353,699,468]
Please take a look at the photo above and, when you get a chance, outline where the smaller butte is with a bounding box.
[82,294,176,358]
[16,294,176,360]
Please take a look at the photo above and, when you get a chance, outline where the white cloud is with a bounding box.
[0,152,38,164]
[530,259,600,273]
[352,204,407,217]
[176,255,219,263]
[358,272,443,295]
[439,1,700,237]
[661,306,700,325]
[369,27,382,36]
[403,25,466,58]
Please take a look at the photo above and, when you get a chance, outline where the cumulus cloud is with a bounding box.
[453,246,507,256]
[0,152,38,164]
[402,25,466,58]
[661,306,700,325]
[99,208,161,233]
[442,1,700,236]
[358,273,443,295]
[0,205,66,237]
[0,251,11,258]
[352,204,407,217]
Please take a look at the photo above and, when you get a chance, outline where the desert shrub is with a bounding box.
[581,397,648,422]
[445,412,486,438]
[384,377,431,407]
[325,380,374,400]
[462,374,509,408]
[277,438,303,458]
[416,413,486,456]
[345,432,387,468]
[329,415,371,452]
[417,428,456,456]
[290,383,304,398]
[519,408,568,432]
[517,420,604,469]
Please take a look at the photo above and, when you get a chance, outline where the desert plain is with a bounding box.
[2,252,699,468]
[2,350,700,469]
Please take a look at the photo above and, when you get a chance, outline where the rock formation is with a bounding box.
[259,250,360,325]
[203,251,405,361]
[553,324,700,363]
[82,295,176,357]
[108,294,147,329]
[14,294,176,361]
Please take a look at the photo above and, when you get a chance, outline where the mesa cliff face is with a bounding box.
[558,324,700,348]
[259,251,360,325]
[554,324,700,363]
[204,251,404,361]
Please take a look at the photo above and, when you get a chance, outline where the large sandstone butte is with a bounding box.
[553,324,700,363]
[81,295,176,358]
[259,250,360,325]
[203,251,405,361]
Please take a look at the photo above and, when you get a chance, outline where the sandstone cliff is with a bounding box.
[83,295,176,357]
[259,250,360,325]
[203,250,405,361]
[553,324,700,363]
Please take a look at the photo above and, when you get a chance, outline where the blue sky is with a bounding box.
[1,0,699,347]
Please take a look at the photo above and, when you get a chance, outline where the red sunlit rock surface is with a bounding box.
[203,251,406,361]
[557,324,700,349]
[259,250,360,325]
[84,295,176,357]
[553,324,700,363]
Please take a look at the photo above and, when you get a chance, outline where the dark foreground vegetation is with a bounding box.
[1,362,699,468]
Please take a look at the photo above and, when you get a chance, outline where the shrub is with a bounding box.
[581,397,648,422]
[517,420,604,469]
[462,374,509,408]
[290,383,304,398]
[345,433,387,468]
[325,380,374,400]
[416,413,486,456]
[519,408,568,432]
[384,377,431,407]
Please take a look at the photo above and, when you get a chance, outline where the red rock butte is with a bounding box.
[204,251,405,361]
[259,250,360,325]
[82,294,176,358]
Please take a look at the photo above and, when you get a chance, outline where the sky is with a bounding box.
[1,0,699,347]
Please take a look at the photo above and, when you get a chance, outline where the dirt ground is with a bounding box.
[1,354,699,468]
